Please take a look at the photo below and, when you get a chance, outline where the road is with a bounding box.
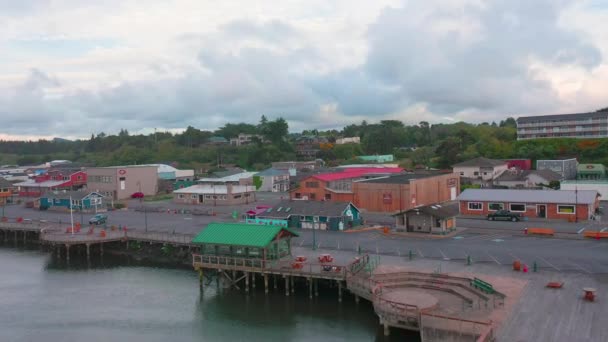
[3,198,608,274]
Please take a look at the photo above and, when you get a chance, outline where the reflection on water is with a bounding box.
[0,247,419,342]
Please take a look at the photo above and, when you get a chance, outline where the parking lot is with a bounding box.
[3,195,608,274]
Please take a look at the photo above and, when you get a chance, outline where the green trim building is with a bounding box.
[577,164,607,180]
[192,222,299,261]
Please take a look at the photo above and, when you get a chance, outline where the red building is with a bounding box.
[505,159,532,170]
[458,189,600,221]
[290,167,403,202]
[15,169,87,197]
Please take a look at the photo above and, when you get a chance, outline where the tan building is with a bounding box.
[352,172,460,213]
[86,165,158,200]
[173,184,256,205]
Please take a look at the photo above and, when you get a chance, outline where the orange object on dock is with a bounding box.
[513,260,521,271]
[527,228,555,236]
[99,229,106,238]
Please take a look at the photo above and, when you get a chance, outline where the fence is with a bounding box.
[419,311,494,342]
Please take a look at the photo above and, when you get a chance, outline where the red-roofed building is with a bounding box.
[15,169,87,197]
[290,167,403,202]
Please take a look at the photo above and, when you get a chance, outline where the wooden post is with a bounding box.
[274,274,278,290]
[383,323,390,336]
[314,279,319,297]
[285,277,290,297]
[199,269,204,289]
[14,230,17,244]
[245,272,249,293]
[338,281,342,303]
[309,277,313,299]
[100,243,104,256]
[291,276,295,294]
[86,244,91,261]
[355,295,360,304]
[252,272,256,289]
[65,244,70,263]
[264,274,269,294]
[23,231,27,244]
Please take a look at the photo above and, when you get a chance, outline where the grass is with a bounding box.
[143,194,174,202]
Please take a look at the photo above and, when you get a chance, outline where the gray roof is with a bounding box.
[257,200,355,219]
[0,178,15,188]
[358,172,447,184]
[458,189,598,205]
[255,168,290,177]
[517,111,608,124]
[452,157,507,168]
[395,202,459,219]
[494,169,562,182]
[44,191,102,200]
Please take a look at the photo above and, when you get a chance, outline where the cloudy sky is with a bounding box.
[1,0,607,140]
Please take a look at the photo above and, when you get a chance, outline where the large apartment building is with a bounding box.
[516,111,608,140]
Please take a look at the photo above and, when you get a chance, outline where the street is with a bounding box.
[3,198,607,274]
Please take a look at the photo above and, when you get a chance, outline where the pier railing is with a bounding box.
[192,254,348,279]
[419,311,494,342]
[126,230,195,245]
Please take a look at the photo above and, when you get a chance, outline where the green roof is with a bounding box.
[577,164,606,172]
[192,222,299,248]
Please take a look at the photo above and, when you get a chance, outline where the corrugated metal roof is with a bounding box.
[313,167,402,181]
[457,189,598,204]
[192,222,298,247]
[452,157,507,168]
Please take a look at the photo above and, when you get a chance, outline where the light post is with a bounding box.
[144,205,148,232]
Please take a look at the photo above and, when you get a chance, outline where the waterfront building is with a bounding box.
[536,158,578,180]
[173,184,256,205]
[255,200,362,230]
[516,111,608,140]
[86,165,158,200]
[192,222,298,261]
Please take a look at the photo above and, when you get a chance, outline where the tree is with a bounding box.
[499,117,516,128]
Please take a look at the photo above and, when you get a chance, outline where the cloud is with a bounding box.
[0,0,606,139]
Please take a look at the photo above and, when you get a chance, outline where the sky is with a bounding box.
[0,0,607,140]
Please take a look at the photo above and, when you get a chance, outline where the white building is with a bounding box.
[452,157,509,185]
[254,168,290,192]
[336,137,360,144]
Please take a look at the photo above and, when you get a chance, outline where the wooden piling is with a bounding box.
[338,281,342,303]
[314,279,319,297]
[308,277,313,299]
[290,276,295,294]
[245,272,249,293]
[273,274,278,290]
[252,272,256,289]
[285,277,289,297]
[264,274,269,294]
[383,323,390,336]
[65,244,70,263]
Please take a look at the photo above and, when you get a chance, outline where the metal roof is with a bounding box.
[516,111,608,124]
[494,169,562,182]
[173,184,255,194]
[13,180,68,188]
[255,168,290,177]
[357,172,448,184]
[257,200,357,219]
[0,178,14,188]
[458,189,599,204]
[452,157,507,168]
[394,202,460,219]
[192,222,298,248]
[198,171,257,183]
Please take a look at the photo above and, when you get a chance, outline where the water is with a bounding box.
[0,248,419,342]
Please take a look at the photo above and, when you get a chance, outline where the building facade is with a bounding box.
[458,189,599,221]
[353,172,460,213]
[493,169,562,188]
[0,179,14,205]
[577,164,607,180]
[516,111,608,140]
[505,159,532,170]
[39,191,104,211]
[393,202,459,234]
[335,137,360,145]
[254,168,290,192]
[255,200,362,230]
[86,166,158,200]
[452,157,509,185]
[229,133,263,146]
[173,184,256,205]
[536,158,577,180]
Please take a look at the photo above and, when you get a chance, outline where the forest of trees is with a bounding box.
[2,115,608,172]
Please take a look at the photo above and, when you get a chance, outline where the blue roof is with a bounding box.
[255,168,289,177]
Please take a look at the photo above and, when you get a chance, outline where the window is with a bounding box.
[325,194,331,200]
[483,172,488,175]
[468,202,482,210]
[305,181,319,188]
[459,172,464,176]
[310,193,316,200]
[510,203,526,212]
[557,205,575,214]
[178,194,185,199]
[473,172,479,176]
[191,194,197,199]
[233,194,242,199]
[488,203,503,211]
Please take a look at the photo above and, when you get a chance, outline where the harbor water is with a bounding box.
[0,248,419,342]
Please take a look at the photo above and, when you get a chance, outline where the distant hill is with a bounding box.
[52,137,72,142]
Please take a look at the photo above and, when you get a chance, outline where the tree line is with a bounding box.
[2,115,608,171]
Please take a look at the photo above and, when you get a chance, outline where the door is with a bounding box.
[537,205,546,218]
[199,195,204,204]
[450,187,457,200]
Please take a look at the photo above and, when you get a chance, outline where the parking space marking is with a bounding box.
[539,256,560,271]
[577,227,586,234]
[438,249,449,260]
[299,240,304,247]
[487,253,501,265]
[417,248,425,258]
[601,227,608,232]
[571,262,592,274]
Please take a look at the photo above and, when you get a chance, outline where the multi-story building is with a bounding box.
[14,168,87,197]
[295,136,328,159]
[229,133,264,146]
[516,111,608,140]
[86,165,158,200]
[254,168,290,192]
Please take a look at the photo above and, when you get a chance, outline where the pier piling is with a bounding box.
[338,281,342,303]
[285,277,289,296]
[309,278,313,299]
[264,274,269,294]
[245,272,249,293]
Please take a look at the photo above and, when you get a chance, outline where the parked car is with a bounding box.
[89,214,108,225]
[131,192,144,199]
[487,210,521,222]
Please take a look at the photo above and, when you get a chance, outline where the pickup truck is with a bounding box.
[487,210,521,222]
